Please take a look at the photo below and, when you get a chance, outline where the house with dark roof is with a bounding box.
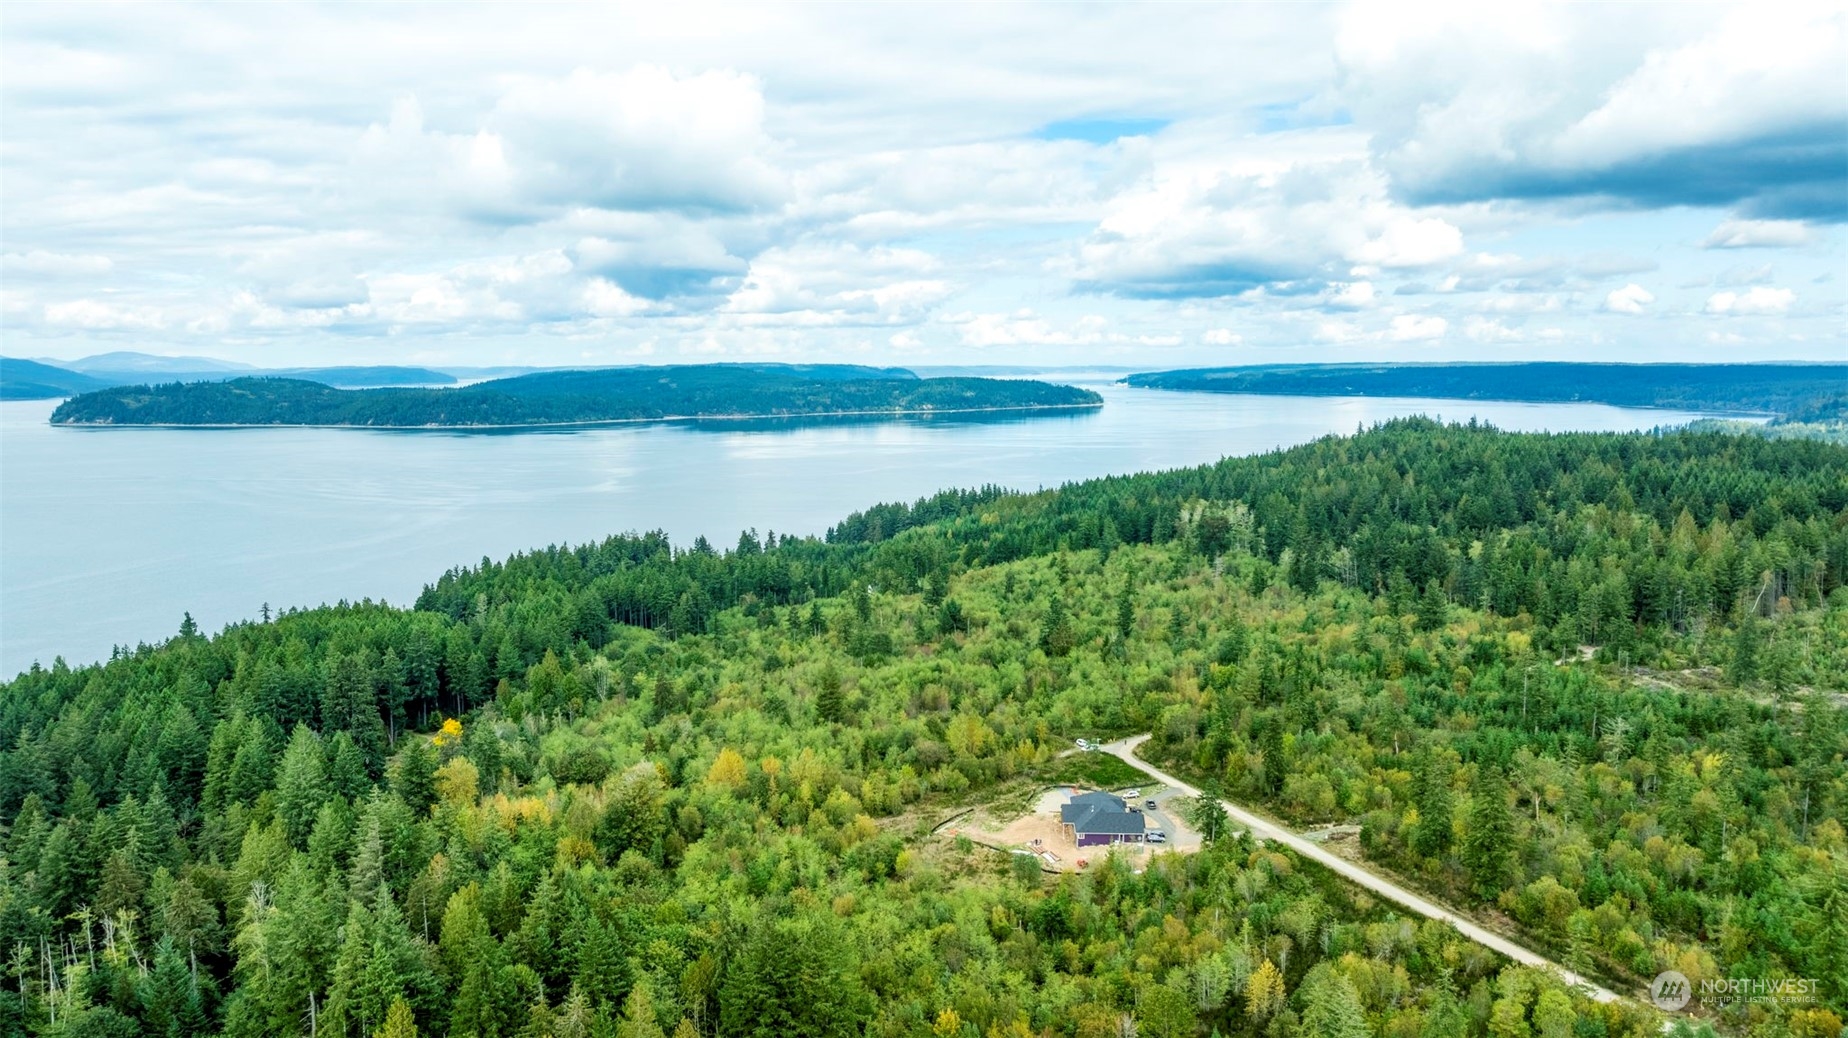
[1060,790,1146,847]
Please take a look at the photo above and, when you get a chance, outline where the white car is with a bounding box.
[1148,830,1168,843]
[1075,739,1092,751]
[1123,788,1141,798]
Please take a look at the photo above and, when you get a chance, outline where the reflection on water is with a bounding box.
[1,381,1722,675]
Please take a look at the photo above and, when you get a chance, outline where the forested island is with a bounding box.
[1686,394,1848,445]
[1123,363,1848,418]
[2,419,1845,1037]
[47,365,1102,428]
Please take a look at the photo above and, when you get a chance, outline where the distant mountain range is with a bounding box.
[3,353,961,401]
[59,351,255,374]
[0,359,117,400]
[1,353,457,399]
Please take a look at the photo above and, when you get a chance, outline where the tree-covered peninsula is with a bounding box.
[1123,363,1848,418]
[2,419,1845,1037]
[48,364,1102,428]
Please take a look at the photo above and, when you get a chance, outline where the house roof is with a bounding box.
[1060,790,1145,836]
[1060,791,1121,818]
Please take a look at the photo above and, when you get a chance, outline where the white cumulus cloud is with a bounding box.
[1604,283,1654,314]
[1072,151,1464,299]
[1338,2,1847,219]
[1389,314,1447,341]
[723,244,951,325]
[581,278,652,318]
[1463,316,1524,343]
[1705,286,1794,315]
[1326,281,1379,309]
[1701,219,1817,249]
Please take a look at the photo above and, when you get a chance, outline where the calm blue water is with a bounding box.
[0,379,1721,676]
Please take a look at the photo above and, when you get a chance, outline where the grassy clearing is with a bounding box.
[1041,751,1147,790]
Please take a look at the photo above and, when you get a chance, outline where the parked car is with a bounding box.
[1123,788,1140,798]
[1145,799,1158,810]
[1074,739,1091,751]
[1148,830,1167,843]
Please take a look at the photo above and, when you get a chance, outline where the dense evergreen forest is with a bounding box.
[46,365,1100,427]
[2,419,1845,1038]
[1122,364,1848,418]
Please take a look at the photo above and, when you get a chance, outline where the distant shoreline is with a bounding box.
[1118,361,1847,422]
[49,399,1105,431]
[1118,384,1780,418]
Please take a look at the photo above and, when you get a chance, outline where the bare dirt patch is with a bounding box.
[1301,823,1365,862]
[947,784,1206,871]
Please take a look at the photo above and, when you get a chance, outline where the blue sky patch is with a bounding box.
[1033,117,1169,144]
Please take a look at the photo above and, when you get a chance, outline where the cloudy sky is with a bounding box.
[3,2,1843,369]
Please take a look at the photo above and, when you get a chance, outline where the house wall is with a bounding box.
[1077,832,1145,847]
